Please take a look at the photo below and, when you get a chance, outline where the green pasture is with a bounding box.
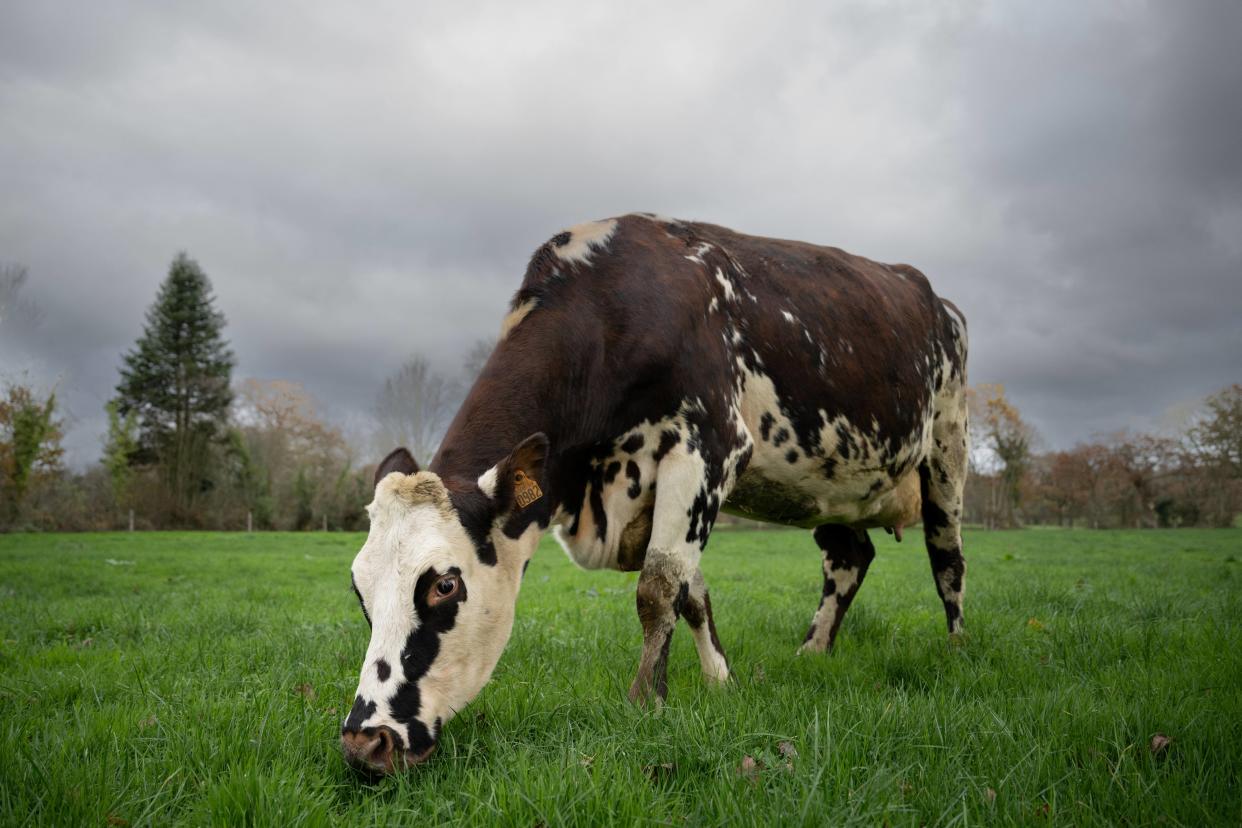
[0,528,1239,826]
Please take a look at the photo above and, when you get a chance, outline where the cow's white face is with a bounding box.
[341,439,545,774]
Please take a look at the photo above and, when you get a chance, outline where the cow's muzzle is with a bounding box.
[341,725,435,775]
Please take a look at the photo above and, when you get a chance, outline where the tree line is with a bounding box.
[1,255,1238,531]
[1,255,485,531]
[964,383,1241,529]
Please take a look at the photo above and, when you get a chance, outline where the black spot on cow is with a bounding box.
[867,478,884,495]
[590,482,608,540]
[604,461,622,483]
[388,566,466,755]
[673,581,689,618]
[759,412,775,441]
[836,424,853,460]
[785,449,799,464]
[803,623,817,643]
[551,231,571,247]
[343,696,376,732]
[821,457,837,479]
[654,430,680,461]
[376,659,391,682]
[734,445,753,479]
[522,559,530,578]
[772,427,790,447]
[918,464,950,534]
[620,434,645,453]
[626,461,642,498]
[351,574,371,627]
[448,488,499,566]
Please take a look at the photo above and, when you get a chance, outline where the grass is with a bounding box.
[0,528,1239,826]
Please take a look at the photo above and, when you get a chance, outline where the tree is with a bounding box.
[968,383,1035,528]
[235,378,354,529]
[113,253,234,518]
[1190,384,1242,479]
[1103,430,1177,529]
[373,356,457,463]
[0,382,64,526]
[1186,383,1242,526]
[101,400,139,509]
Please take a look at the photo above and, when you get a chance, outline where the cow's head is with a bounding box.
[340,434,548,774]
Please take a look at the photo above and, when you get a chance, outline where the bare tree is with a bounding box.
[373,356,458,464]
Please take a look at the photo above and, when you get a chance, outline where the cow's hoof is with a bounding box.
[796,641,829,656]
[627,683,667,709]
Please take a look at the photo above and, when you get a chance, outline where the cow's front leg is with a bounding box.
[627,433,721,705]
[628,547,694,705]
[681,567,729,684]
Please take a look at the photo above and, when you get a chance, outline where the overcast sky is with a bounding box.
[2,1,1239,467]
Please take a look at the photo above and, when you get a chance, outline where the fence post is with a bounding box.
[247,511,253,533]
[128,509,134,532]
[322,514,328,532]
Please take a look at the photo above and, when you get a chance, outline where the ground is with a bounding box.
[0,528,1239,826]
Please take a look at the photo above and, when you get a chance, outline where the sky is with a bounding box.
[2,1,1239,468]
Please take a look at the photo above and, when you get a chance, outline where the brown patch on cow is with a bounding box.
[616,509,653,571]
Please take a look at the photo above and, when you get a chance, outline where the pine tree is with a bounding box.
[113,253,234,518]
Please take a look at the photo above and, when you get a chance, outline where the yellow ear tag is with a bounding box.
[513,469,543,509]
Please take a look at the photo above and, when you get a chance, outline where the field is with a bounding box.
[0,528,1239,826]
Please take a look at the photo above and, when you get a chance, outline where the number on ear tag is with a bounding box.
[513,469,543,508]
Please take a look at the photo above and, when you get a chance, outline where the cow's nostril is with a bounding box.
[370,726,394,765]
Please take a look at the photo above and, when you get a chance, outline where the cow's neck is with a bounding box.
[429,341,590,509]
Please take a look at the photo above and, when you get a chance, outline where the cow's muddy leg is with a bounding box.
[627,434,719,706]
[681,567,729,683]
[628,549,691,705]
[798,525,876,654]
[920,393,969,636]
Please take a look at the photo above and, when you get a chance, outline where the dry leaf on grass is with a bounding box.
[293,683,315,701]
[139,715,157,729]
[1026,617,1045,631]
[778,741,798,759]
[737,755,764,785]
[985,787,997,803]
[106,815,129,826]
[1149,733,1172,755]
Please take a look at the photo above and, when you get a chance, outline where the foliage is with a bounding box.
[101,400,139,508]
[113,252,234,518]
[1190,383,1242,479]
[967,383,1034,528]
[0,528,1238,825]
[0,382,63,525]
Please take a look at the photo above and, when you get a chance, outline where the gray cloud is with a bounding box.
[1,0,1238,466]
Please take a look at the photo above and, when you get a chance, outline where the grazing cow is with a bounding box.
[341,214,969,774]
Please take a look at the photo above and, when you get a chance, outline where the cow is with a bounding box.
[340,213,969,774]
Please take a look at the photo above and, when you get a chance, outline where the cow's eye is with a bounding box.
[430,574,460,604]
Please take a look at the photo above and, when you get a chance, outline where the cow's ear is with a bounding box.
[374,447,419,488]
[493,433,549,513]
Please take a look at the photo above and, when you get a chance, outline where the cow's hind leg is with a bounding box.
[798,525,876,654]
[920,396,969,635]
[681,568,729,683]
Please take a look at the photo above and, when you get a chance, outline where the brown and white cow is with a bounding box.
[340,214,969,774]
